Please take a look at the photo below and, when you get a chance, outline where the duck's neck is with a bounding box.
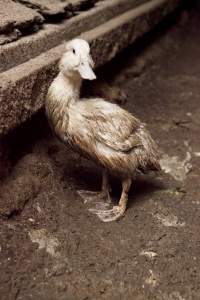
[55,72,82,105]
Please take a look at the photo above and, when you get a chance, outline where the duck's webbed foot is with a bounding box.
[77,190,111,210]
[90,177,132,223]
[77,170,112,211]
[90,205,126,222]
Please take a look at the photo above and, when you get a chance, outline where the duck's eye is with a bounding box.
[72,48,76,54]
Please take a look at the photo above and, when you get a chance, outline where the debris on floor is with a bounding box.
[159,152,192,181]
[29,229,60,257]
[155,212,185,227]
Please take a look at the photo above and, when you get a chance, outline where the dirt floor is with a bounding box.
[0,4,200,300]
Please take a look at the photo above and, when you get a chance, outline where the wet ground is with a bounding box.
[0,4,200,300]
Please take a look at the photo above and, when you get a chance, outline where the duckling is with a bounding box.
[45,38,161,222]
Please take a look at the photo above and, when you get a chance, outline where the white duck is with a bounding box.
[45,39,161,222]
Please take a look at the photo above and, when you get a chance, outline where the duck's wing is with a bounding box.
[79,99,143,152]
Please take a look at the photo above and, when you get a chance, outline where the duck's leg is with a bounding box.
[101,169,112,203]
[94,177,132,222]
[77,169,111,208]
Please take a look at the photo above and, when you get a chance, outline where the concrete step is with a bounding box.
[0,0,146,72]
[0,0,43,45]
[0,0,182,136]
[15,0,100,19]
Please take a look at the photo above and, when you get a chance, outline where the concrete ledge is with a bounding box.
[0,0,146,72]
[15,0,99,18]
[0,0,43,45]
[84,0,181,66]
[0,0,182,136]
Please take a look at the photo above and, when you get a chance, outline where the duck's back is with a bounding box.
[67,98,160,176]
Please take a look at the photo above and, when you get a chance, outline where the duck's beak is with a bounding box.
[78,55,96,80]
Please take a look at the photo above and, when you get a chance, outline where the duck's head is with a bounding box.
[59,38,96,80]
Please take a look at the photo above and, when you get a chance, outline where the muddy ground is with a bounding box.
[0,4,200,300]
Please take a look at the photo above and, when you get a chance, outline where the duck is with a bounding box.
[45,38,161,222]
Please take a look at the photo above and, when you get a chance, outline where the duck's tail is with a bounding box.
[136,126,161,173]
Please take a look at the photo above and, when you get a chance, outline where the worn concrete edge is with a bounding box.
[0,0,182,136]
[15,0,99,16]
[82,0,182,66]
[0,0,148,73]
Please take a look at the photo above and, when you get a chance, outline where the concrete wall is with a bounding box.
[0,0,182,136]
